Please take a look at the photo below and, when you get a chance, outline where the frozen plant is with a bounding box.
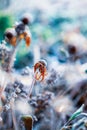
[61,104,87,130]
[0,15,32,130]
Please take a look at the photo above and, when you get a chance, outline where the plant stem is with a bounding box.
[11,101,18,130]
[29,77,35,97]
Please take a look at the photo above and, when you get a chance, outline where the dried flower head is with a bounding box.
[4,28,17,46]
[34,60,47,81]
[15,21,31,47]
[21,13,33,25]
[4,20,31,47]
[21,16,30,25]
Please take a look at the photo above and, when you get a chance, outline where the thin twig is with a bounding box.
[11,100,18,130]
[28,77,35,97]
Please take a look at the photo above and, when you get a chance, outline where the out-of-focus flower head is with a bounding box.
[4,16,31,47]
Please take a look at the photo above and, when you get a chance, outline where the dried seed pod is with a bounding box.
[34,60,47,81]
[21,13,33,25]
[15,23,31,47]
[5,19,31,48]
[68,45,77,55]
[21,17,30,25]
[4,28,17,46]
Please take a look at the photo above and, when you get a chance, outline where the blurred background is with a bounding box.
[1,0,87,69]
